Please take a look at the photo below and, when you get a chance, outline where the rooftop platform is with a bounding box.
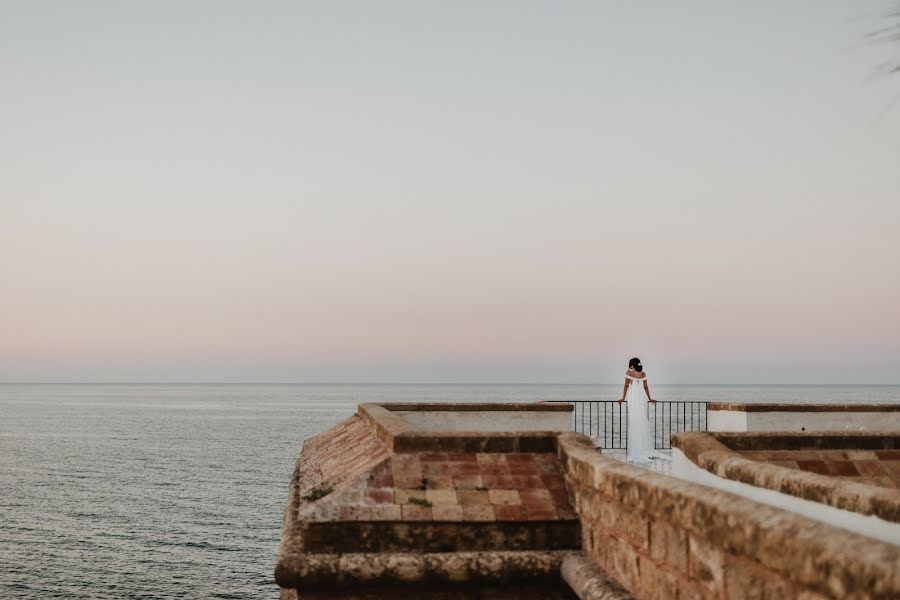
[277,402,899,600]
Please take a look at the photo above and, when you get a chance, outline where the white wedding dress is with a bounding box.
[625,373,654,462]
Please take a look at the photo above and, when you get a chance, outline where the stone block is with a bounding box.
[426,489,458,505]
[723,556,795,600]
[649,519,688,572]
[688,536,725,595]
[431,505,464,522]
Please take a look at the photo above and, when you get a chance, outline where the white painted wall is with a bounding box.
[671,448,900,546]
[707,409,900,432]
[393,410,573,432]
[707,410,747,432]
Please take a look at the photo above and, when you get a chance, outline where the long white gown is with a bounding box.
[625,373,654,462]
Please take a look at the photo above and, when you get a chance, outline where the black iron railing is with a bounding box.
[549,400,708,449]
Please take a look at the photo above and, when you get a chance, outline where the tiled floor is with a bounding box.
[737,449,900,489]
[603,449,673,476]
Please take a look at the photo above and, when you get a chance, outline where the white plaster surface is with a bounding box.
[707,410,747,432]
[671,448,900,546]
[394,410,573,432]
[708,409,900,432]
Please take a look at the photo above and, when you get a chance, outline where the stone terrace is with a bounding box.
[275,403,585,598]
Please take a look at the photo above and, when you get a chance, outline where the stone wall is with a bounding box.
[558,432,899,599]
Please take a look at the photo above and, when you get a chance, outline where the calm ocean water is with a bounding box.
[2,383,898,599]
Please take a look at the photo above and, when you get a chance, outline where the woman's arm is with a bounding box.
[643,379,656,403]
[618,378,630,403]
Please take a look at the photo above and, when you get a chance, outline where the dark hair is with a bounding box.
[628,357,643,372]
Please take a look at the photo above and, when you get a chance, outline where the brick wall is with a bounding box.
[557,433,899,600]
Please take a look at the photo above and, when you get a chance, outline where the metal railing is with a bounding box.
[550,400,708,449]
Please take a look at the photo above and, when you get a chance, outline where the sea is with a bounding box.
[1,383,898,599]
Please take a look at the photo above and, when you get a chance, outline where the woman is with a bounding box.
[618,357,657,462]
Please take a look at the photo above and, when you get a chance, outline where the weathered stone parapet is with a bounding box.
[561,553,633,600]
[358,403,562,453]
[558,432,900,599]
[277,549,572,589]
[672,431,900,523]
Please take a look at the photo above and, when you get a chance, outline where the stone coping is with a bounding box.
[275,549,574,590]
[382,402,573,412]
[709,431,899,451]
[557,432,900,598]
[359,403,561,453]
[707,402,900,412]
[671,431,900,523]
[560,554,633,600]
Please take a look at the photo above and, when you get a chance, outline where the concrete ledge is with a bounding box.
[561,553,633,600]
[671,431,900,524]
[275,549,575,589]
[708,402,900,412]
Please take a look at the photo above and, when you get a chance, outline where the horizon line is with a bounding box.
[2,381,900,386]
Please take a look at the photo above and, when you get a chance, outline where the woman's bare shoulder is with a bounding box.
[625,369,647,380]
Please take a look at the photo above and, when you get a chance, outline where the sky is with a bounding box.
[2,1,899,384]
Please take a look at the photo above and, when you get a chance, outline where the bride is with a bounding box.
[617,357,657,462]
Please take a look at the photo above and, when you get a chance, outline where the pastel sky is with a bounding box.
[2,1,899,383]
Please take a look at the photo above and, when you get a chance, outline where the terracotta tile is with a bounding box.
[462,505,496,521]
[548,488,572,508]
[477,454,507,467]
[796,460,830,476]
[506,453,537,464]
[488,489,521,505]
[738,451,768,461]
[370,505,402,521]
[880,460,900,475]
[556,505,578,519]
[820,450,849,461]
[450,462,482,477]
[508,462,539,476]
[422,462,451,477]
[432,504,464,521]
[525,505,558,520]
[425,489,458,505]
[425,475,453,490]
[767,461,799,470]
[875,450,900,460]
[392,457,423,488]
[482,474,516,489]
[480,465,512,477]
[854,461,886,476]
[509,475,544,489]
[827,461,860,477]
[518,489,553,506]
[401,505,433,521]
[395,489,427,504]
[418,452,448,462]
[846,451,878,461]
[339,506,372,521]
[494,504,527,521]
[540,474,567,489]
[369,466,394,487]
[533,453,558,465]
[766,451,801,461]
[447,453,478,462]
[456,490,490,505]
[452,474,485,490]
[365,488,395,504]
